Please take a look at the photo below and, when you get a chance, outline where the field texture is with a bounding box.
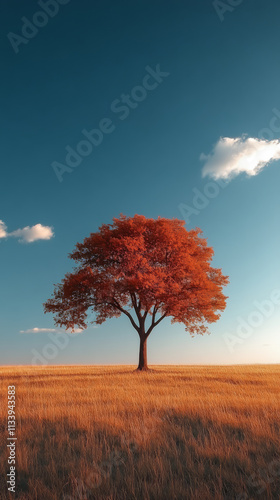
[0,365,280,499]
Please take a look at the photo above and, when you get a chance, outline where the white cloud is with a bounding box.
[20,327,57,333]
[0,221,54,243]
[20,327,84,334]
[10,223,54,243]
[201,136,280,180]
[0,220,7,238]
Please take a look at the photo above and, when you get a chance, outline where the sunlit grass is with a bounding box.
[0,365,280,499]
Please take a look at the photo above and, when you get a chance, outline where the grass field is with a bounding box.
[0,365,280,499]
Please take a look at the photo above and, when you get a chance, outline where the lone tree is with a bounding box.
[44,215,229,371]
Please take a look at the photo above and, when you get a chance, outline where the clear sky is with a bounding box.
[1,0,280,366]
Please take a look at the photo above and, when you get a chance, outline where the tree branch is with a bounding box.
[143,310,148,321]
[145,310,167,338]
[151,304,158,325]
[130,292,142,323]
[130,292,137,311]
[153,312,167,328]
[111,299,140,333]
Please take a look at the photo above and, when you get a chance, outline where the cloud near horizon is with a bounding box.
[0,221,54,243]
[201,136,280,180]
[20,327,84,333]
[20,327,57,333]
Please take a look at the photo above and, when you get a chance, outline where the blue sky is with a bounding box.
[1,0,280,366]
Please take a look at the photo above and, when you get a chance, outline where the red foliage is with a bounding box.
[44,215,229,341]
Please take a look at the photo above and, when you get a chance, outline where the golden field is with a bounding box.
[0,365,280,500]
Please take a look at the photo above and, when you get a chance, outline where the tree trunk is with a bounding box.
[137,336,148,371]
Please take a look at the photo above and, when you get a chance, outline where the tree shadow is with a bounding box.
[11,410,280,500]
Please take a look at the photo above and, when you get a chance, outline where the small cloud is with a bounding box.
[20,327,86,334]
[0,220,7,238]
[201,136,280,180]
[0,221,54,243]
[10,223,54,243]
[20,327,57,333]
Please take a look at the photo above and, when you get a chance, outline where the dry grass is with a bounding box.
[0,364,280,499]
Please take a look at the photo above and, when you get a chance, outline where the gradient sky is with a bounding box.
[1,0,280,366]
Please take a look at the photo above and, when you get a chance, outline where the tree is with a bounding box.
[44,215,229,371]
